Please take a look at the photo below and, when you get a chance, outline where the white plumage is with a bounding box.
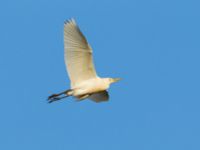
[64,19,97,88]
[48,19,121,103]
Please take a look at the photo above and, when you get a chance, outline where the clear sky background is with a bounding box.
[0,0,200,149]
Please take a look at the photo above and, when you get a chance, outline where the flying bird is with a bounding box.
[48,19,121,103]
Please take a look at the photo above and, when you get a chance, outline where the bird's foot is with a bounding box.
[47,89,72,103]
[48,94,59,100]
[47,94,69,103]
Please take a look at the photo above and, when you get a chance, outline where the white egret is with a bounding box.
[48,19,121,103]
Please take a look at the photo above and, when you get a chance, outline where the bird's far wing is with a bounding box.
[64,19,97,87]
[89,91,109,103]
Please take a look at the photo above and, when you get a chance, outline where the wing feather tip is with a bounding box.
[64,18,76,26]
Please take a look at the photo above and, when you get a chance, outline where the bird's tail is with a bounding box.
[47,89,73,103]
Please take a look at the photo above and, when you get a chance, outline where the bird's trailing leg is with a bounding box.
[47,89,73,103]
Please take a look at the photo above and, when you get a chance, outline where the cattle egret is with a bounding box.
[48,19,121,103]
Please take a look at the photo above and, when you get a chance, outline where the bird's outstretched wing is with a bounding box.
[64,19,97,87]
[89,91,109,102]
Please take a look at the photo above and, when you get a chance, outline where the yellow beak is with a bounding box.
[113,78,122,83]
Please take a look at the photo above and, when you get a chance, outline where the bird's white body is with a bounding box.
[71,78,110,96]
[48,19,121,103]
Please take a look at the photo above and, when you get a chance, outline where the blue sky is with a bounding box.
[0,0,200,149]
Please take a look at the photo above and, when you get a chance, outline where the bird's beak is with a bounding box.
[113,78,122,83]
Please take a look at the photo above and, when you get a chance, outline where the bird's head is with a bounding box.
[108,78,122,84]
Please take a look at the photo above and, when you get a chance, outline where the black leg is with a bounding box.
[48,95,69,103]
[47,89,72,103]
